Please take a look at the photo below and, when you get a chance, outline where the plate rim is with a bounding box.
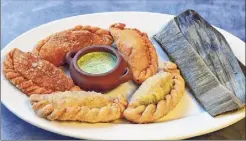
[1,11,245,140]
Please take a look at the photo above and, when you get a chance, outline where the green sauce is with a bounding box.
[77,52,117,74]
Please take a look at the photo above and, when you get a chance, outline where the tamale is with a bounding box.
[175,10,245,104]
[153,9,245,116]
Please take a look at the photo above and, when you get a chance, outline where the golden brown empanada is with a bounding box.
[110,23,158,84]
[123,64,185,123]
[30,91,127,123]
[33,25,114,66]
[3,48,80,96]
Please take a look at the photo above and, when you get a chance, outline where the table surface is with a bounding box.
[1,0,245,140]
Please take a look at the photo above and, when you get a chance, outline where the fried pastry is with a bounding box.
[163,61,181,74]
[123,64,185,123]
[29,91,127,123]
[109,23,158,84]
[33,25,114,66]
[3,48,80,96]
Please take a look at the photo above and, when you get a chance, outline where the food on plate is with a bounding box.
[163,62,180,74]
[174,9,245,105]
[77,52,117,74]
[3,48,80,96]
[4,10,244,126]
[29,91,127,123]
[109,23,158,84]
[66,46,132,92]
[33,25,114,66]
[153,9,245,116]
[123,68,185,123]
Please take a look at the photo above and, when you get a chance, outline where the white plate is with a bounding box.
[1,12,245,140]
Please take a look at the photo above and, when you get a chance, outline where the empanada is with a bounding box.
[110,23,158,84]
[33,25,114,66]
[3,48,80,96]
[29,91,127,123]
[123,64,185,123]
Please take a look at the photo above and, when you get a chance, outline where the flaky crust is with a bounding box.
[123,62,185,123]
[33,25,114,66]
[29,91,127,123]
[3,48,80,96]
[109,23,158,84]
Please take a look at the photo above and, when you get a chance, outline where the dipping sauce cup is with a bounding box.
[65,45,132,92]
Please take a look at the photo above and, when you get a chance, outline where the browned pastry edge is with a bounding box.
[123,62,185,123]
[163,61,180,74]
[110,23,158,84]
[136,32,158,83]
[33,25,113,58]
[3,48,80,96]
[30,93,128,123]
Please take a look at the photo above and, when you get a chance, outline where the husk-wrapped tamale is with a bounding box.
[153,9,245,116]
[175,10,245,104]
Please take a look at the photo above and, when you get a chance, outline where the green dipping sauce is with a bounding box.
[77,52,117,74]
